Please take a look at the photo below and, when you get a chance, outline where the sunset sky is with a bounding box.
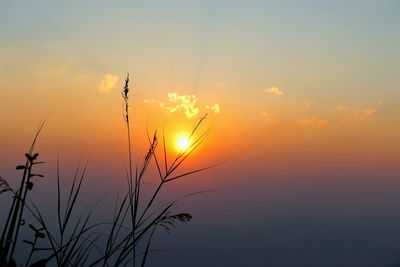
[1,1,400,266]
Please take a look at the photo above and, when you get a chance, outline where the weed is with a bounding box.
[0,74,213,266]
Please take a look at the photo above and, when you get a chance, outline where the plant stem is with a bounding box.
[25,237,37,267]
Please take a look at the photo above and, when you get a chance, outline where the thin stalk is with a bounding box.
[1,163,29,261]
[2,117,47,261]
[9,160,34,260]
[122,73,137,266]
[0,189,17,252]
[24,236,38,267]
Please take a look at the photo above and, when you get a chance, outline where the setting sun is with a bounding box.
[1,1,399,266]
[176,134,190,151]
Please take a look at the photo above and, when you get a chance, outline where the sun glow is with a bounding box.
[176,134,190,151]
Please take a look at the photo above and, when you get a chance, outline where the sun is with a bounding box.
[176,134,190,151]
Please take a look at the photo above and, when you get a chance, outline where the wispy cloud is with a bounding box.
[145,92,221,119]
[206,103,221,114]
[354,108,376,120]
[299,115,328,128]
[335,105,349,112]
[335,104,377,120]
[266,86,283,96]
[98,74,118,93]
[160,93,200,119]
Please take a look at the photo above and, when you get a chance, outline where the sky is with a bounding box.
[1,1,400,266]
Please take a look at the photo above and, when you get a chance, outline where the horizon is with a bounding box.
[1,1,400,266]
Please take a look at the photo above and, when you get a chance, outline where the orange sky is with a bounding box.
[1,2,400,265]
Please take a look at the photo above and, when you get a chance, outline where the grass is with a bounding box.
[0,74,213,267]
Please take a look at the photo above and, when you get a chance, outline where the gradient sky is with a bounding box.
[1,1,400,266]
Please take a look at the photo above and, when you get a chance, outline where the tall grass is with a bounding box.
[0,74,213,266]
[0,118,47,266]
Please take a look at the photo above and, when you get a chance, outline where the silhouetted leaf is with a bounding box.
[35,232,45,239]
[29,224,38,233]
[25,153,35,161]
[16,165,27,170]
[27,182,34,190]
[23,240,34,246]
[0,188,10,194]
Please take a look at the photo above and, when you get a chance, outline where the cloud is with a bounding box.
[206,103,221,114]
[335,104,377,120]
[304,102,311,108]
[266,86,283,96]
[160,93,200,119]
[299,115,328,128]
[145,92,221,119]
[354,108,376,120]
[336,105,349,111]
[98,74,118,93]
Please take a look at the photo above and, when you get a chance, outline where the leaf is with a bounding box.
[23,240,34,246]
[0,188,10,194]
[25,153,35,161]
[16,165,27,170]
[27,182,34,190]
[29,224,38,233]
[35,232,46,239]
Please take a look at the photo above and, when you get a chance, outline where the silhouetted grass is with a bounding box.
[0,74,213,267]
